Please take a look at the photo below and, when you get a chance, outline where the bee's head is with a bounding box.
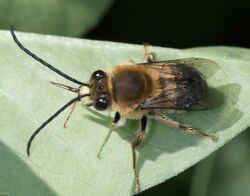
[80,70,110,111]
[10,25,113,156]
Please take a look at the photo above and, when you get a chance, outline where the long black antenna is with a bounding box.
[27,94,90,156]
[10,25,88,86]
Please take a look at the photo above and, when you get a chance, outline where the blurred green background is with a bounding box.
[1,0,249,195]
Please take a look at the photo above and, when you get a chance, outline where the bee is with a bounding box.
[10,26,218,194]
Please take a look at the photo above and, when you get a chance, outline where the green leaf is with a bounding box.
[0,0,113,36]
[0,30,250,195]
[191,128,250,196]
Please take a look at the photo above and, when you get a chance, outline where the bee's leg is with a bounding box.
[111,112,127,128]
[149,111,218,141]
[143,43,155,63]
[128,59,135,64]
[63,101,78,128]
[131,115,147,193]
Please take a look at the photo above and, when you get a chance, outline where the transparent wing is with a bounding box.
[138,57,219,79]
[138,58,217,110]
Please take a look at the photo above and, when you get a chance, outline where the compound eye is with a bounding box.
[90,70,106,80]
[94,97,108,111]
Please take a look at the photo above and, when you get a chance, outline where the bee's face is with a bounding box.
[81,70,110,111]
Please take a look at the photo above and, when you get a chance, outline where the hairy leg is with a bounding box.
[149,111,218,141]
[131,115,147,193]
[143,43,156,63]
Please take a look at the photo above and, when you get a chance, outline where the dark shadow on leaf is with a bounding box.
[96,128,113,159]
[83,107,112,127]
[205,86,225,109]
[0,141,57,196]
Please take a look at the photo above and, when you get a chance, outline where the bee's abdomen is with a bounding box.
[174,65,207,109]
[111,67,152,105]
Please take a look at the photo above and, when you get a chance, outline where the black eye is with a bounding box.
[94,97,108,111]
[90,70,106,80]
